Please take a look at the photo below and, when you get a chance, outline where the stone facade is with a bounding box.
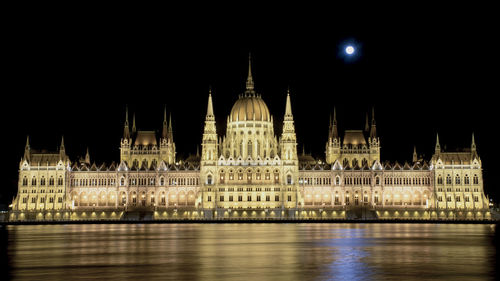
[9,58,491,221]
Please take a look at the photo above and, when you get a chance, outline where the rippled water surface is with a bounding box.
[2,223,498,280]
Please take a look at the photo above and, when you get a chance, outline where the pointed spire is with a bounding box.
[85,147,90,164]
[413,146,418,163]
[168,112,173,140]
[24,135,30,161]
[123,106,130,139]
[369,107,377,139]
[245,53,255,95]
[132,113,137,134]
[285,88,292,117]
[471,132,476,152]
[332,107,338,139]
[59,136,66,160]
[60,136,65,151]
[435,133,441,153]
[206,87,214,118]
[196,145,200,157]
[162,105,168,139]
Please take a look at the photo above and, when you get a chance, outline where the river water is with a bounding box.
[1,223,498,280]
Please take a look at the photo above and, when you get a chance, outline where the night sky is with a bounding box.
[3,7,498,206]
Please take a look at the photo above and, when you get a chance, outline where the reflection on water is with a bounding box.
[2,223,497,281]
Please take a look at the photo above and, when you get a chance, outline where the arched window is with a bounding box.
[455,174,461,185]
[446,175,452,185]
[219,172,225,183]
[160,177,165,186]
[40,177,46,186]
[473,175,479,185]
[49,177,54,186]
[437,175,443,185]
[207,175,213,185]
[335,176,340,185]
[22,177,28,186]
[247,141,252,158]
[120,177,125,186]
[287,175,292,185]
[58,177,63,186]
[464,175,470,185]
[375,176,380,185]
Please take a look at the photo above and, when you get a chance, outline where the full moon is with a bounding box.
[345,46,355,55]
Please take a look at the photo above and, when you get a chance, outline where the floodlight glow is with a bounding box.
[345,46,355,55]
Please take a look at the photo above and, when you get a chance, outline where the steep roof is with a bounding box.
[134,131,157,146]
[29,152,61,166]
[343,130,367,145]
[436,152,475,165]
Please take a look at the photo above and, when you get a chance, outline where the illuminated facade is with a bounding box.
[9,58,491,221]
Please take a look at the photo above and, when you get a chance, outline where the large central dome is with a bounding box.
[229,54,271,123]
[230,95,270,122]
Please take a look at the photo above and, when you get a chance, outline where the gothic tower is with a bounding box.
[325,107,341,164]
[160,107,176,164]
[200,89,218,185]
[280,88,299,187]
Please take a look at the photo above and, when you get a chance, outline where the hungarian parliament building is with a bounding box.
[9,59,491,221]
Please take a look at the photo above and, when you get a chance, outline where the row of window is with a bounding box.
[71,178,116,187]
[70,177,199,187]
[21,196,63,203]
[299,177,332,185]
[437,187,480,192]
[209,194,291,202]
[299,176,431,186]
[437,174,479,185]
[219,172,280,184]
[21,189,64,194]
[23,177,63,186]
[437,196,479,202]
[384,177,431,186]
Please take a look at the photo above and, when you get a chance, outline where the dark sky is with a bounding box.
[3,6,498,205]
